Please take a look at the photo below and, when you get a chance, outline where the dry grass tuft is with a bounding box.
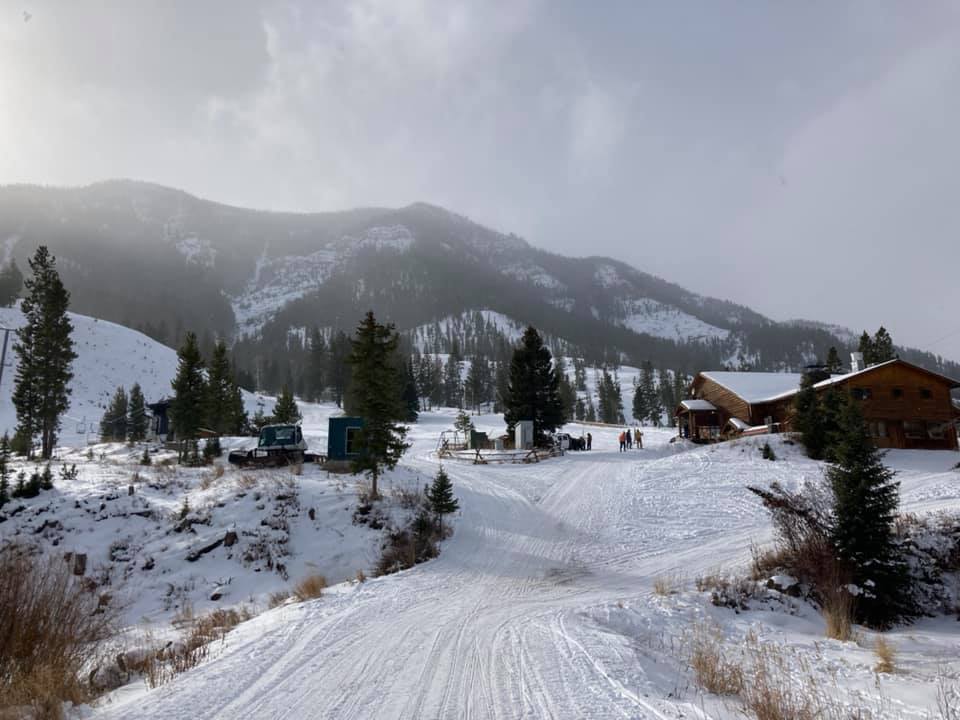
[0,548,116,713]
[290,462,303,477]
[293,574,327,602]
[653,572,682,596]
[873,636,896,674]
[355,568,367,584]
[689,626,743,696]
[821,585,855,642]
[740,643,818,720]
[268,590,291,609]
[237,474,258,490]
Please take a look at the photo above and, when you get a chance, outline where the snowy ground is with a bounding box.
[63,410,960,720]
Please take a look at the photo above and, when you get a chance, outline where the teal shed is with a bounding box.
[327,416,365,461]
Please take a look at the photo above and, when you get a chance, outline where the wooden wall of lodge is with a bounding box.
[691,363,959,451]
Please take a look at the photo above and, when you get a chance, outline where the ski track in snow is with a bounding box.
[92,417,960,720]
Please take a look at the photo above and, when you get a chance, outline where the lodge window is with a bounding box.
[868,421,887,439]
[851,387,872,401]
[903,421,925,440]
[919,388,932,400]
[891,388,903,399]
[927,422,947,440]
[345,427,362,455]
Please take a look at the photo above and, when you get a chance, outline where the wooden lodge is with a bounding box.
[675,357,960,451]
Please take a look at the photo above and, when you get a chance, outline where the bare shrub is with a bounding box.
[293,574,327,602]
[873,636,896,674]
[375,513,439,577]
[0,549,116,712]
[237,474,257,490]
[689,626,743,696]
[653,572,682,596]
[355,569,367,584]
[268,590,290,609]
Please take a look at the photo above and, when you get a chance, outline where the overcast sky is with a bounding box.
[2,1,959,360]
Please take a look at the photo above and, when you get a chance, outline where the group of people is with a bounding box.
[618,427,643,452]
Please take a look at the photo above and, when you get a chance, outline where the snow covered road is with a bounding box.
[93,416,960,719]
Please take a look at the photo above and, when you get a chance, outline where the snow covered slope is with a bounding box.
[0,305,265,446]
[88,420,960,719]
[618,298,730,342]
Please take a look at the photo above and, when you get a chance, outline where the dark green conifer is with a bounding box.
[503,327,565,446]
[426,467,460,535]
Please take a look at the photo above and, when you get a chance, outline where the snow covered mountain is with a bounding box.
[0,180,955,377]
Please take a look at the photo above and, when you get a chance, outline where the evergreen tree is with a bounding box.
[443,355,462,408]
[100,386,128,442]
[820,385,847,461]
[205,340,243,434]
[574,396,586,421]
[272,385,301,424]
[872,326,895,363]
[464,356,486,413]
[555,357,576,422]
[0,259,23,307]
[12,246,77,459]
[454,409,474,436]
[585,394,597,422]
[429,356,445,409]
[416,355,438,410]
[493,360,510,414]
[347,311,410,498]
[426,466,460,535]
[401,359,420,422]
[503,327,565,446]
[827,399,907,627]
[328,330,351,408]
[128,383,148,442]
[170,331,207,442]
[793,374,826,459]
[306,327,327,402]
[825,346,844,375]
[858,331,875,366]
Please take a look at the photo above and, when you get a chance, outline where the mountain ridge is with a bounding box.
[1,179,956,383]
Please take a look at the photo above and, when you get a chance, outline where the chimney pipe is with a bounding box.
[850,352,863,373]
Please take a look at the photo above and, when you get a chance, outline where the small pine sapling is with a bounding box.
[59,463,79,482]
[426,467,460,536]
[178,497,191,521]
[40,464,54,490]
[12,470,26,498]
[140,447,152,466]
[761,442,776,461]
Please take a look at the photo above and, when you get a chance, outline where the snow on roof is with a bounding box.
[700,371,804,404]
[725,417,751,431]
[679,399,717,411]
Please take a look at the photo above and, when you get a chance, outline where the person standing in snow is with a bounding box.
[618,431,625,452]
[586,432,592,451]
[635,428,643,449]
[625,429,632,450]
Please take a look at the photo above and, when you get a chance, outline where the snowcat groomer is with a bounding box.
[227,424,312,468]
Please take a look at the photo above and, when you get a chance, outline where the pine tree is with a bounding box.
[306,327,327,402]
[585,394,597,422]
[454,409,474,436]
[0,259,23,307]
[820,385,847,461]
[793,374,826,459]
[464,356,486,413]
[128,383,148,442]
[12,247,77,459]
[825,346,843,375]
[503,327,565,446]
[443,355,462,408]
[100,386,128,442]
[401,359,420,422]
[574,396,586,421]
[872,327,895,363]
[347,311,410,498]
[426,466,460,535]
[328,330,351,408]
[555,357,576,423]
[205,340,244,434]
[170,331,207,442]
[827,399,907,627]
[272,385,301,424]
[858,331,875,366]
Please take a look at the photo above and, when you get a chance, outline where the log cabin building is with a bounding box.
[675,357,960,451]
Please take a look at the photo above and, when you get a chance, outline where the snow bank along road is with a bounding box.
[96,417,960,719]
